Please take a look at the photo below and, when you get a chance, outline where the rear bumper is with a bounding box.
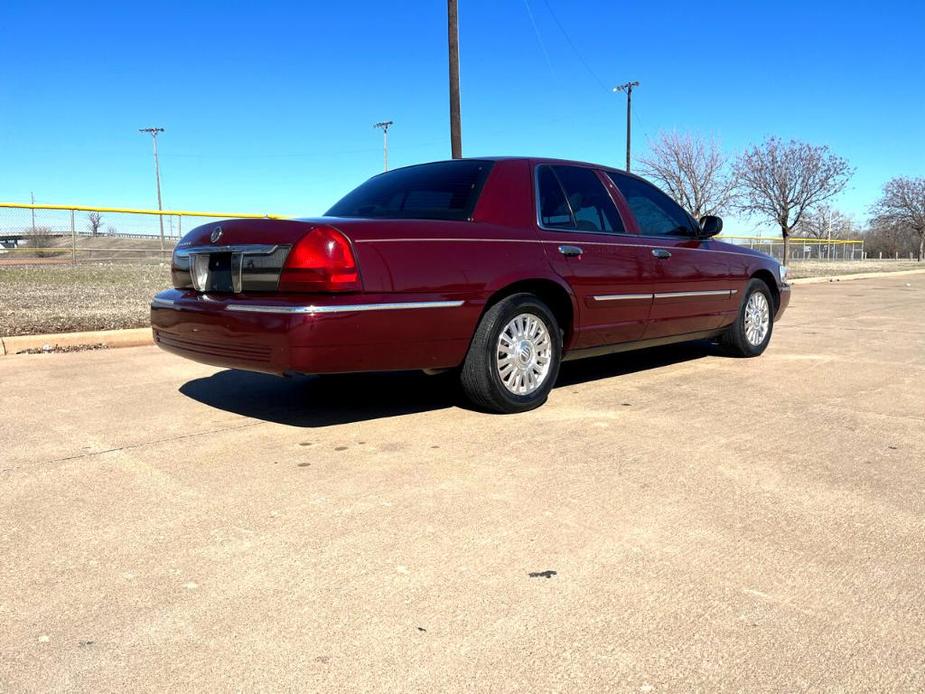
[150,289,477,375]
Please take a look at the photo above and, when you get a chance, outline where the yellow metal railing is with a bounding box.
[0,202,282,219]
[0,202,287,263]
[718,235,860,245]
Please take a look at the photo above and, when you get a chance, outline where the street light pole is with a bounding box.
[612,81,639,172]
[139,127,166,253]
[374,121,394,171]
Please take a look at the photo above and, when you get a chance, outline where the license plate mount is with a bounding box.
[191,252,244,293]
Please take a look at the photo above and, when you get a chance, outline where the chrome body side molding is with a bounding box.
[592,289,738,302]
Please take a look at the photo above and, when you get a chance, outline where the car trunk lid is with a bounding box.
[172,219,326,293]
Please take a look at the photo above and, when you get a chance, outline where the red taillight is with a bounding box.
[278,225,362,293]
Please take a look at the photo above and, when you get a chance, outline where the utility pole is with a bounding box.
[30,192,36,233]
[447,0,462,159]
[374,121,394,171]
[138,127,166,253]
[612,81,639,172]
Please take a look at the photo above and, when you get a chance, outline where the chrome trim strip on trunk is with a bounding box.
[225,300,465,315]
[175,244,281,256]
[150,297,176,308]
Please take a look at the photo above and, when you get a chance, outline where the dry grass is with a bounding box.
[0,262,171,336]
[788,260,921,278]
[1,234,176,261]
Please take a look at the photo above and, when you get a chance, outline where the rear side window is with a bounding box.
[537,166,574,228]
[536,165,625,233]
[607,172,696,236]
[326,160,494,221]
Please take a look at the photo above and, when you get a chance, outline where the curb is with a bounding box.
[0,327,153,356]
[790,268,925,285]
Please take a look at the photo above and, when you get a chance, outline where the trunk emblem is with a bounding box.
[210,227,224,243]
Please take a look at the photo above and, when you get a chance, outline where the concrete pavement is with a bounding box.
[1,274,923,692]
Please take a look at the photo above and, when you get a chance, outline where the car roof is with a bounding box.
[383,156,650,184]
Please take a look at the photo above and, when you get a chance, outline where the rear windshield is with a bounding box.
[326,160,494,221]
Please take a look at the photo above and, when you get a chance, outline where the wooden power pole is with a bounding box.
[448,0,462,159]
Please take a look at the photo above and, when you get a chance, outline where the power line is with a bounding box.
[541,0,608,91]
[522,0,555,76]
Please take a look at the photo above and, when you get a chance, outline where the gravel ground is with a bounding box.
[0,262,171,336]
[0,259,921,337]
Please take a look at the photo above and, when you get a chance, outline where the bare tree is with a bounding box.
[870,176,925,261]
[87,211,103,236]
[638,131,737,219]
[734,137,853,264]
[797,204,855,239]
[864,219,919,259]
[797,205,857,260]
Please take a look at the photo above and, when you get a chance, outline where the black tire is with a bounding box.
[720,278,774,357]
[460,294,562,413]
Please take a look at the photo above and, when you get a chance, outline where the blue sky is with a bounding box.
[1,0,923,234]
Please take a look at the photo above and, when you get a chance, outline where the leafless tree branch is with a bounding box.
[796,204,856,239]
[639,131,738,219]
[87,211,103,236]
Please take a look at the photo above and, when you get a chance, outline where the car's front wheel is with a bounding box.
[720,278,774,357]
[460,294,562,413]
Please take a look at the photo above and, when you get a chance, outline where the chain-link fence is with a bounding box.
[0,203,279,263]
[719,236,867,263]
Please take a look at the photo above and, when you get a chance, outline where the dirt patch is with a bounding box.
[16,343,110,355]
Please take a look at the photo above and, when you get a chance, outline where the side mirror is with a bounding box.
[699,215,723,238]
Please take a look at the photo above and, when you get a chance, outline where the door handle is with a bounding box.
[651,248,672,259]
[558,245,583,257]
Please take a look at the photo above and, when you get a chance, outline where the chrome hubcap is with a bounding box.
[497,313,552,395]
[744,291,770,346]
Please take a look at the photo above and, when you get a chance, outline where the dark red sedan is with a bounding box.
[151,157,790,412]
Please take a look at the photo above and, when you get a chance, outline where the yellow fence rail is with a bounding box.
[0,202,287,263]
[718,235,860,245]
[0,202,282,219]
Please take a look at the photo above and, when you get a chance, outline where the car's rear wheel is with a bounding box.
[720,278,774,357]
[460,294,562,413]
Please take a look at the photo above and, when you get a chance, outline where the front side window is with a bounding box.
[607,172,696,237]
[326,160,493,221]
[536,165,625,233]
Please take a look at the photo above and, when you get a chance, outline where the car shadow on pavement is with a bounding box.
[555,340,717,388]
[179,340,717,427]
